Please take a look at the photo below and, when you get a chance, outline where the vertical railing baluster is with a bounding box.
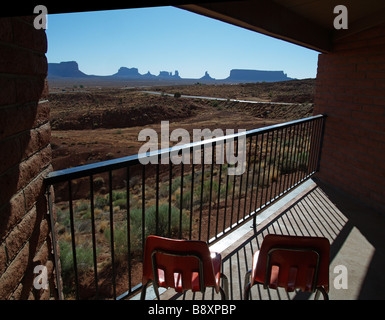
[317,118,324,171]
[199,147,204,240]
[316,118,323,171]
[303,120,312,180]
[126,166,132,294]
[260,132,269,207]
[168,162,172,238]
[243,136,252,219]
[216,162,222,238]
[46,185,63,300]
[89,175,98,299]
[271,127,280,200]
[255,133,264,213]
[279,126,288,195]
[179,163,184,239]
[296,122,305,184]
[215,139,224,238]
[108,170,116,299]
[282,128,291,192]
[309,118,319,173]
[294,122,304,186]
[68,180,79,300]
[274,128,284,198]
[230,138,239,227]
[207,143,215,242]
[311,118,321,173]
[265,130,275,205]
[230,166,237,228]
[141,166,146,248]
[236,141,243,222]
[223,151,230,233]
[189,162,195,240]
[156,163,159,235]
[317,117,326,172]
[249,135,258,215]
[288,124,298,190]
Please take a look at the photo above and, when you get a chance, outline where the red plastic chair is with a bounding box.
[140,235,229,300]
[244,234,330,300]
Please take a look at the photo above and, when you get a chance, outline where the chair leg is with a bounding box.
[244,270,251,300]
[219,273,229,300]
[314,287,329,300]
[140,280,162,300]
[140,281,150,300]
[153,282,161,300]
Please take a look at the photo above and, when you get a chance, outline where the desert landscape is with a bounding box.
[50,79,315,171]
[48,78,316,299]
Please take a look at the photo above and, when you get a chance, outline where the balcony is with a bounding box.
[156,177,385,300]
[44,114,385,300]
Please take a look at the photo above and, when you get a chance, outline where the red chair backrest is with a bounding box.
[254,234,330,293]
[142,235,218,292]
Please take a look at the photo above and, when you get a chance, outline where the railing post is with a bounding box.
[46,184,64,300]
[316,114,327,172]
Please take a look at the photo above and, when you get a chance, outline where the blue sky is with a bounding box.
[46,6,319,80]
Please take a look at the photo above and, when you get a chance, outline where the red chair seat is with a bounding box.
[244,234,330,300]
[141,235,228,300]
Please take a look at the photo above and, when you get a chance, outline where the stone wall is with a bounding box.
[0,16,57,299]
[314,22,385,213]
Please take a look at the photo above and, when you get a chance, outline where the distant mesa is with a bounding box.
[48,61,88,78]
[200,71,215,81]
[226,69,291,82]
[158,70,181,79]
[113,67,141,78]
[47,61,293,83]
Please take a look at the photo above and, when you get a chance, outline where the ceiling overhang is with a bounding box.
[179,0,385,53]
[5,1,385,54]
[179,1,332,53]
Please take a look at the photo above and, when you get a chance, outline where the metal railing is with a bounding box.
[45,114,326,300]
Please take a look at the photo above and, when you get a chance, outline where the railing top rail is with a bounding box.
[44,114,325,185]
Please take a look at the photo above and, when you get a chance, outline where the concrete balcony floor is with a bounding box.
[136,177,385,300]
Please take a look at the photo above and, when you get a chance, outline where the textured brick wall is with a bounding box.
[314,23,385,213]
[0,16,56,299]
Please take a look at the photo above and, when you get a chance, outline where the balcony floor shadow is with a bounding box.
[150,177,385,300]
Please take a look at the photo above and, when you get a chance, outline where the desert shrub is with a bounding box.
[258,168,272,187]
[59,240,95,294]
[146,204,188,236]
[211,100,220,108]
[56,207,70,229]
[159,183,169,198]
[280,157,297,174]
[105,190,127,203]
[296,151,309,172]
[176,191,191,210]
[76,219,92,232]
[102,204,189,259]
[159,177,182,198]
[130,204,188,241]
[76,201,89,213]
[194,180,219,205]
[104,223,131,263]
[174,92,181,98]
[113,198,127,209]
[94,176,105,188]
[95,195,108,209]
[171,177,181,194]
